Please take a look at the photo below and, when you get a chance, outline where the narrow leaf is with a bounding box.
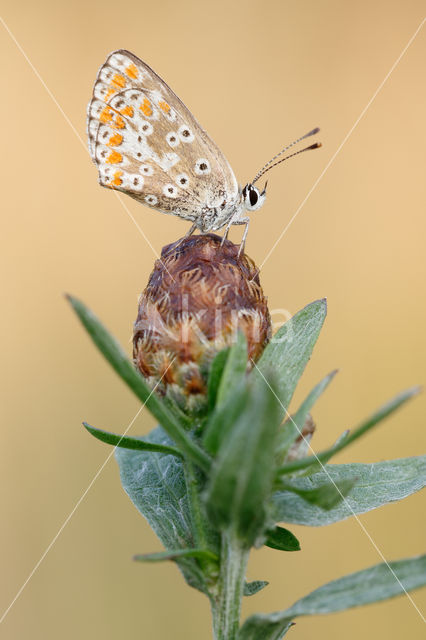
[203,382,249,455]
[244,580,269,596]
[133,548,218,563]
[265,526,301,552]
[67,295,210,472]
[277,370,337,458]
[253,300,327,421]
[216,332,248,409]
[278,476,357,511]
[83,422,183,457]
[239,554,426,639]
[207,347,230,411]
[205,376,282,546]
[277,386,420,476]
[272,456,426,526]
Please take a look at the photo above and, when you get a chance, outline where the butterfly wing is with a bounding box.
[87,50,240,224]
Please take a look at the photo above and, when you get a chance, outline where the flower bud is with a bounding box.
[133,233,271,413]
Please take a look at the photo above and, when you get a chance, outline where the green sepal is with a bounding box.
[276,386,420,477]
[264,526,301,552]
[215,331,248,409]
[244,580,269,596]
[207,347,230,411]
[205,374,282,547]
[278,476,357,511]
[83,422,183,457]
[133,548,218,563]
[203,382,249,455]
[67,295,210,472]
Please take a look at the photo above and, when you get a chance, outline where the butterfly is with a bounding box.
[87,50,321,253]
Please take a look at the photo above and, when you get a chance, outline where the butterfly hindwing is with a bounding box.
[87,50,239,221]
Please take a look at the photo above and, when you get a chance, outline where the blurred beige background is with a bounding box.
[1,1,425,638]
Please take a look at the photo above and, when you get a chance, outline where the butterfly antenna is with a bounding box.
[251,127,320,185]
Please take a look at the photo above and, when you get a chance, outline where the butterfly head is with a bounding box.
[242,182,267,212]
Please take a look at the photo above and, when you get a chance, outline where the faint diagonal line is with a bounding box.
[0,15,175,281]
[255,16,426,277]
[0,358,175,625]
[251,360,426,623]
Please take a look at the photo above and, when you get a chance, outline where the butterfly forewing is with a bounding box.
[87,50,239,222]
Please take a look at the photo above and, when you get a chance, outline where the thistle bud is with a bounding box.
[133,233,271,413]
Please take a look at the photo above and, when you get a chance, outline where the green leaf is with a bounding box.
[207,347,230,411]
[264,526,301,552]
[205,376,282,547]
[253,300,327,421]
[133,548,218,563]
[67,295,210,472]
[277,370,337,459]
[83,422,183,457]
[239,554,426,639]
[203,382,249,455]
[216,332,248,409]
[278,476,357,511]
[244,580,269,596]
[115,426,217,594]
[272,456,426,526]
[277,386,420,476]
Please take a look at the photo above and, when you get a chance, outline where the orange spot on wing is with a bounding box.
[120,105,134,117]
[140,98,153,117]
[106,151,123,164]
[108,133,123,147]
[111,73,126,89]
[111,170,123,186]
[100,107,113,123]
[159,100,171,113]
[112,114,125,129]
[126,64,138,79]
[104,87,116,102]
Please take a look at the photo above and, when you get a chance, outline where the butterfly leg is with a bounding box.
[235,218,250,257]
[184,222,198,238]
[220,221,233,246]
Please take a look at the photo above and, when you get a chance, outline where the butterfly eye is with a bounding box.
[249,188,258,207]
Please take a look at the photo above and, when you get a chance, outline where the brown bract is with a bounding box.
[133,233,271,412]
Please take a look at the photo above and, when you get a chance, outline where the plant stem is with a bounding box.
[212,532,249,640]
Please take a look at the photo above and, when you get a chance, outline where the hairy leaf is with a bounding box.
[253,300,327,421]
[239,554,426,639]
[265,526,301,552]
[244,580,269,597]
[115,426,216,594]
[272,457,426,526]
